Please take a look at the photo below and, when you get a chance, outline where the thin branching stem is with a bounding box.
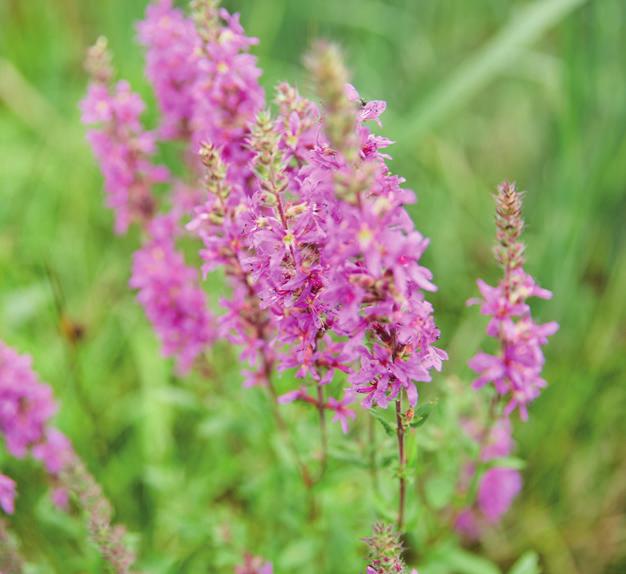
[316,384,328,480]
[395,396,407,531]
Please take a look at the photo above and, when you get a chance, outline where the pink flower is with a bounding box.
[468,183,558,419]
[130,214,216,374]
[278,388,356,433]
[137,0,200,139]
[51,487,69,511]
[188,143,277,386]
[235,554,273,574]
[327,395,356,433]
[238,72,446,415]
[190,4,264,189]
[454,509,480,540]
[32,428,74,475]
[0,474,16,515]
[0,340,77,515]
[0,341,57,458]
[81,42,169,234]
[478,467,522,523]
[455,418,523,538]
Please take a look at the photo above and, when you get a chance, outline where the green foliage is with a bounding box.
[508,552,541,574]
[0,0,625,573]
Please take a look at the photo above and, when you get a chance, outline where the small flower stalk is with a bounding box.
[457,182,558,537]
[81,38,169,234]
[60,457,137,574]
[468,182,558,420]
[0,518,24,574]
[130,214,216,374]
[306,41,359,162]
[364,522,418,574]
[0,340,136,572]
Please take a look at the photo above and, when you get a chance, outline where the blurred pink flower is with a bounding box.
[130,214,216,374]
[0,474,16,515]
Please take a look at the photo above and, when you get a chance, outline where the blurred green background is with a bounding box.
[1,0,625,572]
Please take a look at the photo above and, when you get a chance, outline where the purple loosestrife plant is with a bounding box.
[84,0,448,531]
[188,143,278,388]
[137,0,200,140]
[190,0,264,181]
[468,182,558,420]
[82,33,218,374]
[130,213,216,374]
[81,38,169,234]
[304,44,447,418]
[60,457,137,574]
[363,522,419,574]
[304,43,446,530]
[0,340,136,573]
[0,340,56,454]
[0,340,72,481]
[455,183,557,538]
[74,2,561,569]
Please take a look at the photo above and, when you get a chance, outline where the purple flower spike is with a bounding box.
[468,182,558,419]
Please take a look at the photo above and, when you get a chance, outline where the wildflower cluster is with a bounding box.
[0,340,136,571]
[468,182,558,419]
[130,213,215,374]
[0,340,73,512]
[455,182,558,536]
[81,37,169,234]
[0,1,560,572]
[82,0,446,438]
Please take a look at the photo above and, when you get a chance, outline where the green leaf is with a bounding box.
[328,447,369,467]
[279,539,317,569]
[410,401,436,428]
[508,552,541,574]
[371,410,395,437]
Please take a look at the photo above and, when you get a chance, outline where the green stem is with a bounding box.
[395,397,407,531]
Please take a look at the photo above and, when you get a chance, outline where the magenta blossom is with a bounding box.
[130,214,216,374]
[0,340,74,513]
[468,182,558,420]
[0,341,57,458]
[81,39,169,234]
[137,0,200,140]
[235,554,273,574]
[0,474,16,515]
[190,2,264,188]
[478,467,522,523]
[32,428,74,476]
[278,388,356,433]
[455,418,523,538]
